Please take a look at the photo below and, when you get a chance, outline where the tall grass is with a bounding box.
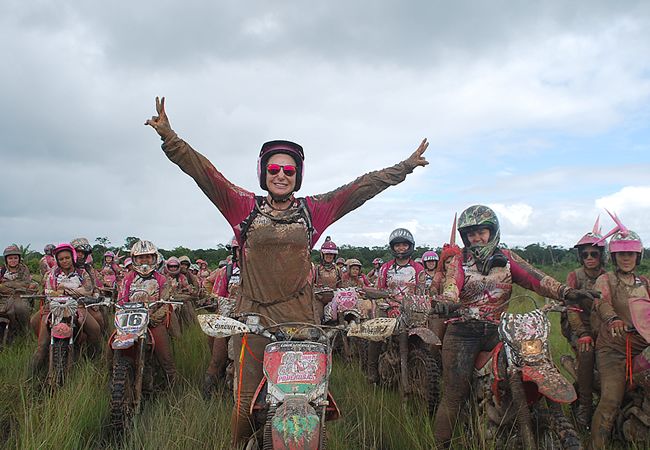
[0,269,634,449]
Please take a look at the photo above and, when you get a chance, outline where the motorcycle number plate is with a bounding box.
[114,310,148,335]
[347,318,397,341]
[198,314,250,337]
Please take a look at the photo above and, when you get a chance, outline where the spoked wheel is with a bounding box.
[407,346,441,415]
[543,400,583,450]
[109,354,136,435]
[49,339,70,387]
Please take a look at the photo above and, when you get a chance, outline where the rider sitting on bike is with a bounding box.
[366,228,424,383]
[39,244,57,277]
[30,243,101,373]
[432,205,598,447]
[146,96,429,446]
[100,251,122,288]
[561,221,606,427]
[117,240,177,387]
[0,244,35,334]
[366,257,383,285]
[341,259,371,288]
[71,237,107,330]
[591,223,649,449]
[418,250,439,293]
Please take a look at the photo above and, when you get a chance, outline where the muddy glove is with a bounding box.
[145,96,175,140]
[577,335,594,352]
[563,288,600,306]
[608,318,626,338]
[431,301,457,316]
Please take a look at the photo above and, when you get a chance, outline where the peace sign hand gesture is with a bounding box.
[145,96,174,139]
[408,138,429,168]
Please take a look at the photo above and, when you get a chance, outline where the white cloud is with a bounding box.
[596,186,650,212]
[489,203,533,229]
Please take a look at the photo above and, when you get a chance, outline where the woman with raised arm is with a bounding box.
[146,97,429,446]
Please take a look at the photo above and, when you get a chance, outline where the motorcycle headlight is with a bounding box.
[521,339,543,356]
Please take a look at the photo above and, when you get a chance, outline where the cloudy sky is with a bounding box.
[2,0,650,252]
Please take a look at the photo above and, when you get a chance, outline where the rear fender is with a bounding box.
[271,397,320,450]
[521,363,576,404]
[408,327,441,346]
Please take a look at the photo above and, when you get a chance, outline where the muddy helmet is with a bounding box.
[71,237,92,255]
[166,256,181,275]
[372,258,383,265]
[130,240,159,276]
[458,205,500,262]
[3,245,21,261]
[178,255,192,267]
[257,140,304,191]
[320,236,338,255]
[389,228,415,259]
[609,229,643,266]
[44,244,55,256]
[345,258,362,270]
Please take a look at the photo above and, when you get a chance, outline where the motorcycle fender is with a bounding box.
[271,398,320,449]
[521,363,576,404]
[51,323,72,339]
[347,318,397,341]
[250,377,268,415]
[408,327,441,346]
[197,314,250,338]
[111,333,138,350]
[325,391,341,422]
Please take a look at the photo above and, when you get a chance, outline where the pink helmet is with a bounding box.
[166,256,181,275]
[230,236,240,249]
[320,237,338,255]
[597,210,644,263]
[257,140,305,191]
[124,257,133,268]
[336,257,345,265]
[372,258,383,265]
[422,251,439,262]
[196,259,207,268]
[53,243,77,265]
[104,251,115,258]
[44,244,56,255]
[609,230,643,255]
[575,216,605,248]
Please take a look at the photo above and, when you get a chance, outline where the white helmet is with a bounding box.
[130,240,159,276]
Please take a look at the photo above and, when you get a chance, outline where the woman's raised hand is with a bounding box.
[408,138,429,167]
[145,96,174,139]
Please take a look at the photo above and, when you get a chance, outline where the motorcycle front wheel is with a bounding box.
[407,346,441,415]
[50,339,70,387]
[109,353,136,434]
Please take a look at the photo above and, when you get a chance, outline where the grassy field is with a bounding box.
[0,273,630,449]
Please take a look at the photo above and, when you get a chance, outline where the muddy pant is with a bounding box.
[0,297,31,335]
[591,332,646,449]
[569,335,595,422]
[206,336,228,379]
[434,321,499,447]
[149,323,176,386]
[231,334,268,447]
[181,299,197,326]
[86,306,106,333]
[30,308,102,372]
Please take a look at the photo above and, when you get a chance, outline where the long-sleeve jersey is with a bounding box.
[161,133,419,324]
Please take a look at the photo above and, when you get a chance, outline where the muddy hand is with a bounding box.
[408,138,429,167]
[145,96,174,139]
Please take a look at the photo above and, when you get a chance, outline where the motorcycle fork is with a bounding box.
[133,337,146,414]
[66,326,75,373]
[399,331,410,401]
[48,334,54,386]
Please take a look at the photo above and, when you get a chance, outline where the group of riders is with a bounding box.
[1,96,647,448]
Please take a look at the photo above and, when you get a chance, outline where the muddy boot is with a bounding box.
[202,374,218,400]
[560,355,577,381]
[366,341,380,385]
[576,403,592,429]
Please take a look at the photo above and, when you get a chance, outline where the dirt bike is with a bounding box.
[349,294,442,415]
[322,287,373,362]
[198,313,342,450]
[108,299,182,434]
[197,295,237,396]
[444,297,583,450]
[38,295,109,387]
[0,288,29,348]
